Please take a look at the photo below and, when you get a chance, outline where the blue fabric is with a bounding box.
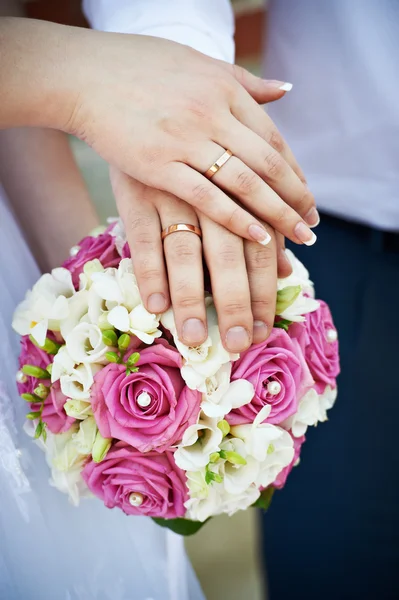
[262,214,399,600]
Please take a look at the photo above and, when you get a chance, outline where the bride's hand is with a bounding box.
[111,168,292,353]
[1,17,317,246]
[64,31,317,247]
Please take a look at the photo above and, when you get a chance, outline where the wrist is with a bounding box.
[0,18,84,131]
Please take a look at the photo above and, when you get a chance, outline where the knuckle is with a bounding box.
[175,294,202,310]
[166,237,198,263]
[235,170,259,196]
[263,151,285,180]
[191,183,214,206]
[221,300,250,317]
[247,247,274,271]
[136,263,163,282]
[216,243,241,268]
[268,129,285,154]
[296,188,314,214]
[186,97,210,120]
[129,214,154,232]
[274,204,290,226]
[225,205,243,230]
[251,297,275,315]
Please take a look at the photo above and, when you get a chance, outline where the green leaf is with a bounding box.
[276,285,301,315]
[205,469,223,485]
[29,335,61,355]
[42,426,47,442]
[102,330,118,347]
[219,450,247,466]
[105,351,120,364]
[253,487,275,511]
[118,333,131,352]
[34,422,43,439]
[21,393,40,403]
[274,318,293,332]
[22,365,51,380]
[152,517,210,536]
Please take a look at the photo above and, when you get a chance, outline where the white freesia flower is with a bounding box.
[278,249,314,297]
[108,217,127,256]
[174,415,223,471]
[231,405,294,489]
[72,416,98,455]
[162,302,238,390]
[12,268,75,345]
[219,438,259,495]
[59,290,89,340]
[108,304,162,344]
[24,421,91,505]
[66,323,108,364]
[278,293,320,323]
[51,345,76,383]
[60,363,102,400]
[64,398,93,420]
[282,386,338,437]
[200,363,254,419]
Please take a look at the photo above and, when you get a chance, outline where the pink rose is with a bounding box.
[273,434,305,489]
[228,329,313,426]
[91,341,201,452]
[290,301,340,394]
[82,442,188,518]
[62,233,120,288]
[17,336,74,433]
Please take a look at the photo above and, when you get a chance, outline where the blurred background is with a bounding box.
[18,1,268,598]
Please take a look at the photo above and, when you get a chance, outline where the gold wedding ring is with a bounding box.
[204,149,233,179]
[161,223,202,241]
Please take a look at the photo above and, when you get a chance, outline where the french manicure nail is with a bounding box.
[225,326,250,352]
[294,222,317,246]
[182,318,206,345]
[304,207,320,228]
[147,293,167,313]
[279,82,293,92]
[248,224,272,246]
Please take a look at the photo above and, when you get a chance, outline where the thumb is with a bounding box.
[226,63,293,103]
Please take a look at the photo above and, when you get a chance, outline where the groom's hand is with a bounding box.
[111,169,292,354]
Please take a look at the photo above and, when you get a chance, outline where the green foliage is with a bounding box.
[152,517,210,536]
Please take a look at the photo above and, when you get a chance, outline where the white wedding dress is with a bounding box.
[0,187,204,600]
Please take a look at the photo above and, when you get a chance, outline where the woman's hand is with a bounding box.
[1,18,318,247]
[111,168,292,353]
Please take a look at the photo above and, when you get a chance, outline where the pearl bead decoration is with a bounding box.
[16,370,28,384]
[326,329,338,343]
[129,492,144,507]
[267,381,281,396]
[137,391,151,408]
[69,245,80,257]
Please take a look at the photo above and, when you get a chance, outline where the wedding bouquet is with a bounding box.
[12,220,339,535]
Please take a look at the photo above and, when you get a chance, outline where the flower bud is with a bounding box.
[22,365,51,380]
[92,431,112,463]
[29,335,61,355]
[267,443,275,455]
[102,329,118,347]
[217,420,230,437]
[219,450,247,465]
[209,452,220,464]
[118,333,130,352]
[205,470,223,485]
[21,393,39,403]
[89,225,107,237]
[276,285,301,315]
[64,399,93,420]
[105,351,120,364]
[98,312,111,331]
[26,411,41,420]
[83,259,104,278]
[126,352,140,367]
[33,383,50,400]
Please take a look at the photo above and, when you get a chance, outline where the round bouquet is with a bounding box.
[12,220,339,534]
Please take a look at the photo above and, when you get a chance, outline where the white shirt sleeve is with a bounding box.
[82,0,235,63]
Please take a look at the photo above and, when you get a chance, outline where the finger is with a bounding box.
[158,197,207,347]
[276,232,293,279]
[217,117,319,231]
[160,161,272,245]
[199,213,253,353]
[220,62,293,104]
[244,226,278,344]
[229,87,307,184]
[189,143,316,246]
[110,168,170,314]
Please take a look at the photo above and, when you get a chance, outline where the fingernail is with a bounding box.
[182,318,206,345]
[147,293,167,313]
[279,82,293,92]
[248,224,272,246]
[304,207,320,228]
[294,222,317,246]
[253,321,269,338]
[225,326,250,352]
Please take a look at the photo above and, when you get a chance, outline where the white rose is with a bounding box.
[66,323,108,364]
[64,399,93,420]
[12,268,75,345]
[200,363,254,419]
[174,415,223,471]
